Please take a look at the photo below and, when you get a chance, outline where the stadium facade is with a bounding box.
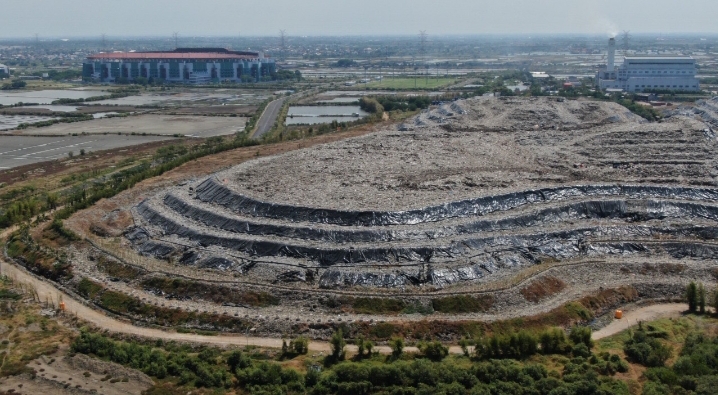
[83,48,275,84]
[596,38,699,92]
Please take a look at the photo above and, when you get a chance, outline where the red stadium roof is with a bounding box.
[87,52,260,60]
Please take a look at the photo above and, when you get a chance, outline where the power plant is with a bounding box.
[596,37,699,92]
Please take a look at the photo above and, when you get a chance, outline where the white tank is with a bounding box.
[607,38,616,72]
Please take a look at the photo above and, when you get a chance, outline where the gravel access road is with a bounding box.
[592,303,686,340]
[0,258,684,354]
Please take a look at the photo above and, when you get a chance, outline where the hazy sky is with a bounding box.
[2,0,717,38]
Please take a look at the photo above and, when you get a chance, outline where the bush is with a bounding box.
[419,341,448,362]
[623,324,672,367]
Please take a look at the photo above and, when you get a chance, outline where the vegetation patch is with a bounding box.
[6,226,72,281]
[74,278,250,331]
[520,276,567,303]
[140,277,279,307]
[431,295,494,314]
[95,255,145,281]
[76,278,104,299]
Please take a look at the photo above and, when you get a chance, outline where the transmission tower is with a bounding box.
[279,30,287,59]
[419,30,427,58]
[101,33,106,51]
[172,32,179,49]
[621,30,631,56]
[34,33,39,47]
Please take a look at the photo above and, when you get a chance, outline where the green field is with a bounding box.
[362,76,457,90]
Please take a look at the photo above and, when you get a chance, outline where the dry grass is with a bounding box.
[520,276,567,303]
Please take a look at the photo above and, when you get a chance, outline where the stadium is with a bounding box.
[82,48,276,84]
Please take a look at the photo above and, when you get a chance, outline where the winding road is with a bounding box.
[0,258,687,355]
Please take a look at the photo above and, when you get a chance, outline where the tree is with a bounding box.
[390,337,404,359]
[330,329,346,362]
[1,80,26,90]
[356,337,365,358]
[46,193,59,210]
[569,326,593,349]
[699,283,706,314]
[713,288,718,315]
[458,338,471,357]
[687,282,698,313]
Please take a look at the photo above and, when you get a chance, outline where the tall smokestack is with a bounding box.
[607,37,616,72]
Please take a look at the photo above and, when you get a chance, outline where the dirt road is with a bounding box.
[1,258,685,354]
[592,303,686,340]
[0,259,438,355]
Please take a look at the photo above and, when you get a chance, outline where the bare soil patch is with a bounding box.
[520,276,567,303]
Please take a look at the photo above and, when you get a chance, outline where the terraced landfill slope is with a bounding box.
[118,97,718,325]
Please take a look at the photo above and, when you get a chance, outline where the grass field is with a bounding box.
[362,76,457,90]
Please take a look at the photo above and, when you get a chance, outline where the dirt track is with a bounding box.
[591,303,686,339]
[0,258,684,355]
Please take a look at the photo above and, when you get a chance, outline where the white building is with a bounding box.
[0,64,9,78]
[596,38,699,92]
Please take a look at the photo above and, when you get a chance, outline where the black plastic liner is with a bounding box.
[137,202,718,265]
[137,241,176,260]
[164,194,718,244]
[319,270,412,288]
[194,178,718,227]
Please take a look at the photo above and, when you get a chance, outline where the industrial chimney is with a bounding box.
[607,37,616,72]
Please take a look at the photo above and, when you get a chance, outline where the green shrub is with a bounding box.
[623,324,672,367]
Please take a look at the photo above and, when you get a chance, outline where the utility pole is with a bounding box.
[172,32,179,49]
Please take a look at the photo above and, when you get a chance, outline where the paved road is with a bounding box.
[0,135,171,169]
[253,97,287,139]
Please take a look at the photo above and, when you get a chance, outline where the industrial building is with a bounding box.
[596,38,699,92]
[0,64,9,79]
[83,48,275,84]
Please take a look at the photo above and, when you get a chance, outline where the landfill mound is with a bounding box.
[127,97,718,293]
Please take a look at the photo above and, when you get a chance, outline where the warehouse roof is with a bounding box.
[87,52,261,60]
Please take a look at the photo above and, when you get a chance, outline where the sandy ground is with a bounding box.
[0,353,153,395]
[10,114,246,138]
